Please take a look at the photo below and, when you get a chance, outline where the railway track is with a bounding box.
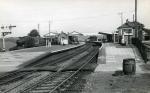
[0,45,89,83]
[0,44,100,93]
[0,72,52,93]
[21,46,99,93]
[24,44,91,68]
[20,71,74,93]
[34,45,92,67]
[0,71,33,85]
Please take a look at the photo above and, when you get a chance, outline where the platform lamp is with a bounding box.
[1,25,16,51]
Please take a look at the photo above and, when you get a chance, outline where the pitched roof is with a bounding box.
[117,21,144,29]
[69,31,83,36]
[43,32,58,37]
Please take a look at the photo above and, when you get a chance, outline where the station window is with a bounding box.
[98,39,101,41]
[123,29,133,35]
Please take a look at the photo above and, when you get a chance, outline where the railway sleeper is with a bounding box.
[35,86,55,90]
[40,83,55,86]
[30,89,52,93]
[52,74,81,93]
[22,72,72,93]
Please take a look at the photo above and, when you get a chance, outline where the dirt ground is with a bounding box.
[81,43,150,93]
[82,71,150,93]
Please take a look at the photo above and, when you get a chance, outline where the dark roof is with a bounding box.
[117,21,144,29]
[98,32,112,35]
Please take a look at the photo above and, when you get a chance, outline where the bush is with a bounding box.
[132,38,147,62]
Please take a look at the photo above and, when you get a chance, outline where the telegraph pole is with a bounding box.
[48,20,51,47]
[135,0,137,22]
[135,0,138,38]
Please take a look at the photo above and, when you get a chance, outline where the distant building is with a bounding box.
[87,36,98,42]
[98,32,113,42]
[117,20,144,45]
[43,31,68,45]
[113,31,119,43]
[68,31,83,44]
[58,31,68,45]
[43,32,58,46]
[142,28,150,41]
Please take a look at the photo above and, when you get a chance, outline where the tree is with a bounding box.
[28,29,40,37]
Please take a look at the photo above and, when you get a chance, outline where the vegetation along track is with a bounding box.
[0,44,100,93]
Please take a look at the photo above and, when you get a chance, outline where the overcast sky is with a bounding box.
[0,0,150,37]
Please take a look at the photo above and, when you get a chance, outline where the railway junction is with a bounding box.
[0,42,150,93]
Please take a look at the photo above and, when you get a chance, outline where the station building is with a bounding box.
[117,20,144,45]
[117,20,150,45]
[142,28,150,41]
[68,31,84,44]
[98,32,113,42]
[43,31,84,45]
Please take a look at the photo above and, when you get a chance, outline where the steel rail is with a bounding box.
[20,49,91,92]
[3,71,41,93]
[0,45,88,85]
[20,47,98,93]
[0,72,33,85]
[19,72,59,93]
[0,45,99,93]
[32,45,89,67]
[49,48,98,93]
[21,44,85,68]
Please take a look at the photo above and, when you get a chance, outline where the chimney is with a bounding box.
[126,19,129,23]
[133,14,135,22]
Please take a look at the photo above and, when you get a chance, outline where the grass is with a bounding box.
[0,37,18,51]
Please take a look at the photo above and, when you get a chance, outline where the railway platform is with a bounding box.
[83,43,150,93]
[0,44,84,72]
